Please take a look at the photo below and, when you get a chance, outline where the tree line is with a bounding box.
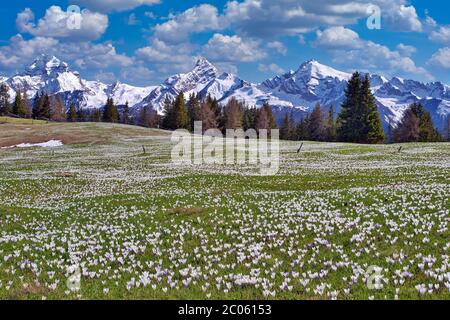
[0,75,447,143]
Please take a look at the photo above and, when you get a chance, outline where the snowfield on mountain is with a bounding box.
[1,54,449,129]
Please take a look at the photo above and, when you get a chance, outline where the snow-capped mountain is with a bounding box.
[0,55,449,129]
[135,58,247,112]
[1,54,154,110]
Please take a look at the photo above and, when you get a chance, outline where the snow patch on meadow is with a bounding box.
[2,140,63,149]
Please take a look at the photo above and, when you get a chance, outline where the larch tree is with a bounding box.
[51,96,66,121]
[223,97,244,130]
[199,101,218,132]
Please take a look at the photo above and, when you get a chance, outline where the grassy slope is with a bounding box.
[0,122,449,300]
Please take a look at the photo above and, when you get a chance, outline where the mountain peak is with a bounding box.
[296,59,350,81]
[193,57,219,76]
[24,54,69,77]
[195,57,215,68]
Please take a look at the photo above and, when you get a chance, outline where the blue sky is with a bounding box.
[0,1,449,86]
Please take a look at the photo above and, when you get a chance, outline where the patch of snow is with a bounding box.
[2,140,64,149]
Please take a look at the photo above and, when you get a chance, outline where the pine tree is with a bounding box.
[0,84,10,116]
[309,103,326,141]
[40,93,52,119]
[288,110,296,140]
[173,92,189,130]
[122,101,131,124]
[326,105,337,141]
[243,107,257,131]
[361,75,385,144]
[111,100,119,123]
[404,103,439,142]
[32,92,42,119]
[337,72,384,144]
[393,108,419,143]
[410,104,436,142]
[386,118,394,144]
[187,93,201,131]
[295,115,310,141]
[67,104,77,122]
[102,98,118,123]
[337,72,361,142]
[162,97,175,130]
[77,108,86,122]
[444,115,450,142]
[12,90,28,117]
[280,113,291,140]
[90,108,101,122]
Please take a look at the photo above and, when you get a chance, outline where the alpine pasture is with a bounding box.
[0,121,448,300]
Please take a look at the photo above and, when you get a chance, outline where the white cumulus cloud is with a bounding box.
[429,26,450,45]
[203,34,266,63]
[428,47,450,69]
[153,4,225,43]
[77,0,161,13]
[16,6,108,42]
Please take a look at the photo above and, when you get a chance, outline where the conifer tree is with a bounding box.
[326,105,337,141]
[140,105,159,128]
[122,101,131,124]
[102,98,118,123]
[91,108,101,122]
[288,110,296,140]
[207,95,222,127]
[309,103,326,141]
[0,84,10,116]
[360,75,385,144]
[223,97,244,129]
[243,107,257,131]
[393,108,419,143]
[13,90,28,117]
[40,93,52,119]
[187,93,201,131]
[337,72,361,142]
[261,102,277,129]
[256,107,269,133]
[51,96,66,121]
[337,72,385,144]
[32,92,42,119]
[295,115,310,141]
[77,108,86,122]
[162,97,175,130]
[280,113,291,140]
[199,101,218,132]
[444,115,450,142]
[67,104,77,122]
[173,92,189,130]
